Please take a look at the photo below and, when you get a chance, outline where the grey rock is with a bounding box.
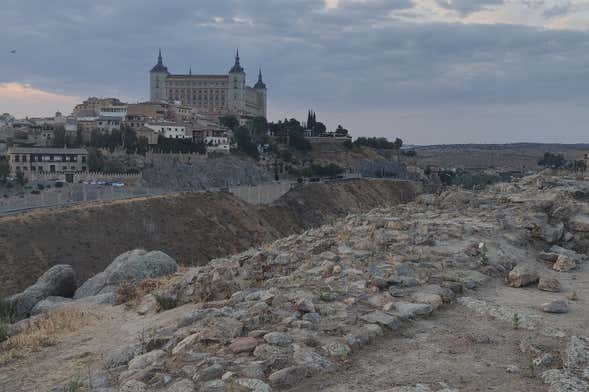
[302,312,321,324]
[540,299,569,313]
[541,369,589,392]
[263,332,293,346]
[538,278,561,292]
[8,264,76,318]
[202,380,226,392]
[553,255,577,272]
[120,380,147,392]
[178,308,222,328]
[395,303,433,320]
[360,310,401,330]
[233,378,272,392]
[568,214,589,232]
[295,298,315,313]
[507,265,539,287]
[564,336,589,373]
[193,364,224,383]
[75,249,178,299]
[239,361,267,379]
[104,343,142,369]
[128,349,166,371]
[30,296,74,316]
[268,366,308,388]
[167,379,195,392]
[549,246,586,265]
[293,345,336,373]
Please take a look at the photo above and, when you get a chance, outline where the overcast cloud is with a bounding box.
[0,0,588,144]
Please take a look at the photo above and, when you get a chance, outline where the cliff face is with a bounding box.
[0,179,416,295]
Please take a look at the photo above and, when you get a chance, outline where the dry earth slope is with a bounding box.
[2,173,589,391]
[0,179,416,295]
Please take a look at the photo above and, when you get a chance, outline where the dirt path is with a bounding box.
[289,304,557,392]
[0,303,195,392]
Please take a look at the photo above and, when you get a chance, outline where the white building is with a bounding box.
[99,106,127,118]
[145,122,189,139]
[204,136,230,153]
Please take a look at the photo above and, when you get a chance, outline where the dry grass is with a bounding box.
[0,309,98,365]
[115,281,137,305]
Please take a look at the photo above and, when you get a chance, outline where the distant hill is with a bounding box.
[409,143,589,171]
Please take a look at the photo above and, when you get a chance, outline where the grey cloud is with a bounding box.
[434,0,505,15]
[1,0,588,123]
[542,2,573,18]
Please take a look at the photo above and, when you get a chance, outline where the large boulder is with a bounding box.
[507,265,539,288]
[30,296,74,316]
[8,264,76,318]
[568,214,589,232]
[75,249,178,299]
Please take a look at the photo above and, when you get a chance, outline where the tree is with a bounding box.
[52,126,67,147]
[312,122,326,136]
[538,152,566,168]
[306,110,316,130]
[0,159,9,183]
[220,115,239,131]
[233,126,259,158]
[335,125,349,137]
[74,128,83,147]
[249,117,268,139]
[87,148,105,172]
[393,138,403,149]
[136,136,149,156]
[15,168,27,186]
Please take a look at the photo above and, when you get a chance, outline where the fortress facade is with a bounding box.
[149,50,267,118]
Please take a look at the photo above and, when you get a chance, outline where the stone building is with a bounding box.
[7,147,88,176]
[149,50,267,118]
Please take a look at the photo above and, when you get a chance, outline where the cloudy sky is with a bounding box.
[1,0,588,144]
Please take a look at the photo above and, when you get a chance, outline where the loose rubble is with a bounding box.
[4,172,589,391]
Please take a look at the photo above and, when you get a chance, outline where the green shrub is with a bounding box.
[0,298,16,344]
[0,298,16,324]
[63,377,83,392]
[153,294,177,311]
[0,321,8,343]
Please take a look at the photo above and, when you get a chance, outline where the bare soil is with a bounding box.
[289,305,558,392]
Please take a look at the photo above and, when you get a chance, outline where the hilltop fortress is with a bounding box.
[149,50,267,118]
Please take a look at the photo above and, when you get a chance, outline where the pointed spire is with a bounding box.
[229,48,244,73]
[255,68,266,89]
[151,49,168,73]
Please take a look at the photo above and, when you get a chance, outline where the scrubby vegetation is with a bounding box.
[154,293,178,311]
[290,163,345,178]
[0,309,97,364]
[115,281,137,305]
[0,297,16,343]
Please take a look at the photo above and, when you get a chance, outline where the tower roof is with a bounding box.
[229,49,245,74]
[150,49,169,73]
[254,69,266,89]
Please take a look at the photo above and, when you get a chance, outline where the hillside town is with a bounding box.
[0,51,358,183]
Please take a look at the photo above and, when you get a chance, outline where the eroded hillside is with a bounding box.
[0,179,416,295]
